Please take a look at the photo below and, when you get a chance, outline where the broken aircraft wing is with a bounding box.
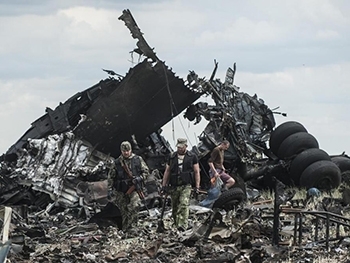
[74,60,201,156]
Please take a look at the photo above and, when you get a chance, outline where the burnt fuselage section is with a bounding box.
[6,60,201,159]
[74,60,201,157]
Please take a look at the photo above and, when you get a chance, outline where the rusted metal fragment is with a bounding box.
[76,180,108,206]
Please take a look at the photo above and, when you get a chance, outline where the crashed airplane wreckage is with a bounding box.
[0,9,276,210]
[1,8,350,262]
[0,8,349,214]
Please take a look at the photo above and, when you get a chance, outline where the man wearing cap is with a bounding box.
[108,141,150,231]
[208,140,235,191]
[161,138,200,231]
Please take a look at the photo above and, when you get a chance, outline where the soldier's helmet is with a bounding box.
[120,141,132,151]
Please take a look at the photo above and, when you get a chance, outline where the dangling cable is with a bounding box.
[162,63,177,145]
[162,63,194,147]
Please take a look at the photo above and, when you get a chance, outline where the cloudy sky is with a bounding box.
[0,0,349,155]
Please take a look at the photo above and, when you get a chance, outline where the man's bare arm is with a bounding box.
[208,161,219,177]
[162,164,171,187]
[193,163,200,188]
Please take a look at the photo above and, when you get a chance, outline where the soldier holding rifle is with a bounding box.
[108,141,150,231]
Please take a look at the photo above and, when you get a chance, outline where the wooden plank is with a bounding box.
[2,207,12,243]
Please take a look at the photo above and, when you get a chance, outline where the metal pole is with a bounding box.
[298,213,302,246]
[336,223,340,239]
[293,214,298,246]
[326,213,330,250]
[272,178,280,246]
[315,217,319,241]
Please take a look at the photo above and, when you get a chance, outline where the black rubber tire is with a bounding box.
[212,187,245,210]
[331,156,350,172]
[299,160,341,190]
[269,121,307,155]
[289,148,331,185]
[277,132,319,159]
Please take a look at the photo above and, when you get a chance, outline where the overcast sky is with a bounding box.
[0,0,349,156]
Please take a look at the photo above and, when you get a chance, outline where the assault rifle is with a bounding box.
[121,160,150,214]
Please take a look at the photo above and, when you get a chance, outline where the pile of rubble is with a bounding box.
[2,184,350,262]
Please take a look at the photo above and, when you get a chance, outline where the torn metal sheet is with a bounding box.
[0,132,112,208]
[74,60,201,157]
[118,9,159,62]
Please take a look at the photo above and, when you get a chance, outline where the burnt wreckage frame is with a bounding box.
[0,9,349,215]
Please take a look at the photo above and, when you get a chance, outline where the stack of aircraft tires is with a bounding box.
[206,120,350,211]
[269,121,350,190]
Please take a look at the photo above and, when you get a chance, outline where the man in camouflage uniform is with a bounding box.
[108,141,150,231]
[161,138,200,231]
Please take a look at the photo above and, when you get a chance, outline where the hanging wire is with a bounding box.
[162,63,178,146]
[161,63,195,148]
[175,113,193,147]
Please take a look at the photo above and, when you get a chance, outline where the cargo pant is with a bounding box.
[112,190,140,231]
[170,184,191,229]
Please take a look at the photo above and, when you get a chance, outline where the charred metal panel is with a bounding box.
[6,84,104,157]
[6,62,199,159]
[74,60,201,157]
[118,9,159,62]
